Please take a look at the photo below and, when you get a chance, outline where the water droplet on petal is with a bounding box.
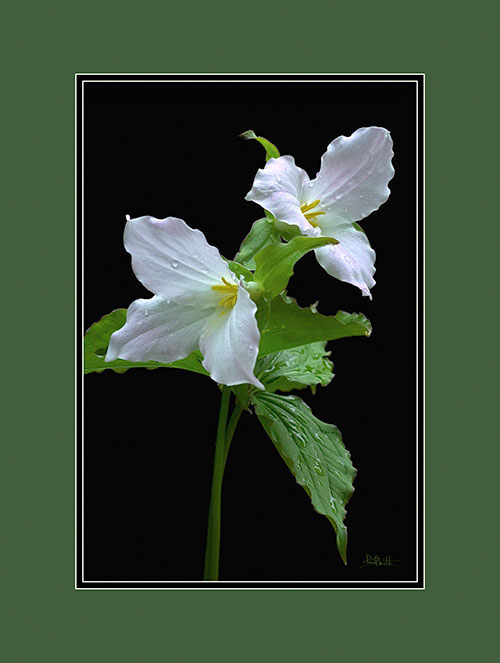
[171,261,179,268]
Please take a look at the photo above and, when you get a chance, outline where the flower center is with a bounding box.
[300,199,325,227]
[211,276,238,309]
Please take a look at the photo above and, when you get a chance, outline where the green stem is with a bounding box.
[223,403,243,470]
[203,386,231,581]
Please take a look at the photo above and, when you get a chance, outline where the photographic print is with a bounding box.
[77,74,423,588]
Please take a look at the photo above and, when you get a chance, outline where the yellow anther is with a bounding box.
[300,199,325,227]
[300,199,321,213]
[212,276,238,309]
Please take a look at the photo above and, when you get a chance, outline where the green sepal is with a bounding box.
[253,235,338,300]
[234,217,281,269]
[251,391,356,564]
[256,342,333,394]
[239,129,280,161]
[258,293,372,358]
[230,383,252,410]
[226,260,255,282]
[84,309,209,376]
[275,219,303,240]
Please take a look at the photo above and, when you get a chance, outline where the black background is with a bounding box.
[81,77,421,585]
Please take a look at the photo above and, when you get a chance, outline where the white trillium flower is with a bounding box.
[106,216,264,389]
[245,127,395,297]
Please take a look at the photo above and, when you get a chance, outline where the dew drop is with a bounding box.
[171,261,179,268]
[296,434,308,449]
[314,464,325,476]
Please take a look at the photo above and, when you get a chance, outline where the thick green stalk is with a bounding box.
[203,386,231,581]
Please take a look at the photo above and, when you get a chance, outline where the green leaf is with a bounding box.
[239,129,280,161]
[256,342,334,394]
[84,309,209,376]
[259,294,372,357]
[234,217,281,269]
[253,235,338,300]
[252,391,356,564]
[255,299,271,333]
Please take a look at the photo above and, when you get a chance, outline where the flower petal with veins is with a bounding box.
[200,285,263,389]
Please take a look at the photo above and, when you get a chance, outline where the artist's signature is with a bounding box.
[361,554,402,568]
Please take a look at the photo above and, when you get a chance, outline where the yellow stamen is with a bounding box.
[300,199,325,227]
[211,276,238,309]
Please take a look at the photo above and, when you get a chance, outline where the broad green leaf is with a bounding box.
[252,391,356,564]
[84,309,209,376]
[258,294,372,357]
[253,236,338,300]
[234,217,281,269]
[256,342,333,394]
[239,129,280,161]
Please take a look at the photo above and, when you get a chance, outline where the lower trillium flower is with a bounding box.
[106,216,264,389]
[245,127,395,297]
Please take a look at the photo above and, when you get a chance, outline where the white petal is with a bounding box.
[199,285,263,389]
[105,296,214,363]
[314,224,376,297]
[245,156,313,233]
[309,127,394,224]
[124,216,233,308]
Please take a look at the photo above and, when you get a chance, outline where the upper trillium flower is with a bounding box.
[106,216,264,389]
[245,127,395,297]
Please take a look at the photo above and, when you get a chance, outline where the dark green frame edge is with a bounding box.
[5,2,496,661]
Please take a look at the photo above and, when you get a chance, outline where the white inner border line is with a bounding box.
[76,75,424,589]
